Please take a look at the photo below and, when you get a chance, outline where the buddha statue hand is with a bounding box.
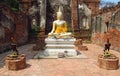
[48,33,58,38]
[48,33,53,36]
[59,32,72,37]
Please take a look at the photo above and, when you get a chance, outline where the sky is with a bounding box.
[103,0,120,3]
[100,0,120,8]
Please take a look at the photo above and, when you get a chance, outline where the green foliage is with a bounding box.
[11,50,18,58]
[33,26,40,33]
[104,51,111,57]
[3,0,19,12]
[33,25,40,36]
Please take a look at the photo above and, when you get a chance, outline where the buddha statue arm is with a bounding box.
[49,21,56,34]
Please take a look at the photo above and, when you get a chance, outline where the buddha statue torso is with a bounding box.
[54,20,67,34]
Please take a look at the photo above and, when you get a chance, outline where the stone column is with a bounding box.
[71,0,78,30]
[83,18,86,27]
[71,0,80,38]
[86,18,89,29]
[38,0,46,34]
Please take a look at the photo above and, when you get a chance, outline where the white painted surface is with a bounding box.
[44,38,77,56]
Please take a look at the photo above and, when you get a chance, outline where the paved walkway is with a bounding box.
[0,44,120,76]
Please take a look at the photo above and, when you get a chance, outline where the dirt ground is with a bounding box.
[0,44,120,76]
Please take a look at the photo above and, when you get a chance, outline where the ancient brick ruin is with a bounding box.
[1,0,120,52]
[0,3,28,52]
[92,2,120,51]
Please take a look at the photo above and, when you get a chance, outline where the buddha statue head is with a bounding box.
[57,7,63,20]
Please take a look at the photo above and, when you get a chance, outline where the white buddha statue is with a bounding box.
[48,7,72,38]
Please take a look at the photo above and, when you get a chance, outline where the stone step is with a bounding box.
[44,48,77,56]
[45,38,76,41]
[46,41,75,44]
[44,38,77,56]
[45,38,76,44]
[46,44,74,48]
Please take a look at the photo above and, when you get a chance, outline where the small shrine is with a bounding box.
[5,37,26,71]
[98,38,119,70]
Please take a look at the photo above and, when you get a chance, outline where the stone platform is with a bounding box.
[44,38,77,56]
[34,38,88,59]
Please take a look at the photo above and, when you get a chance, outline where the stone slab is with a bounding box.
[44,48,77,56]
[34,51,87,59]
[46,44,74,48]
[45,38,76,44]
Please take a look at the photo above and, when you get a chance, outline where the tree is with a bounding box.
[2,0,19,12]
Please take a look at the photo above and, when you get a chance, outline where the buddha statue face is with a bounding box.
[57,12,62,20]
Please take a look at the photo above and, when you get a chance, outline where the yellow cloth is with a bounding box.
[55,24,67,34]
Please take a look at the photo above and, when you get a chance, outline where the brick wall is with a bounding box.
[92,28,120,51]
[15,13,28,45]
[71,0,78,28]
[71,0,100,39]
[0,4,28,52]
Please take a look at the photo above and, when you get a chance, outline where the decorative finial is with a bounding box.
[57,6,63,17]
[58,6,61,12]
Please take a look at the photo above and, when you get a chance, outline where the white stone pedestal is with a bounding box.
[44,38,77,56]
